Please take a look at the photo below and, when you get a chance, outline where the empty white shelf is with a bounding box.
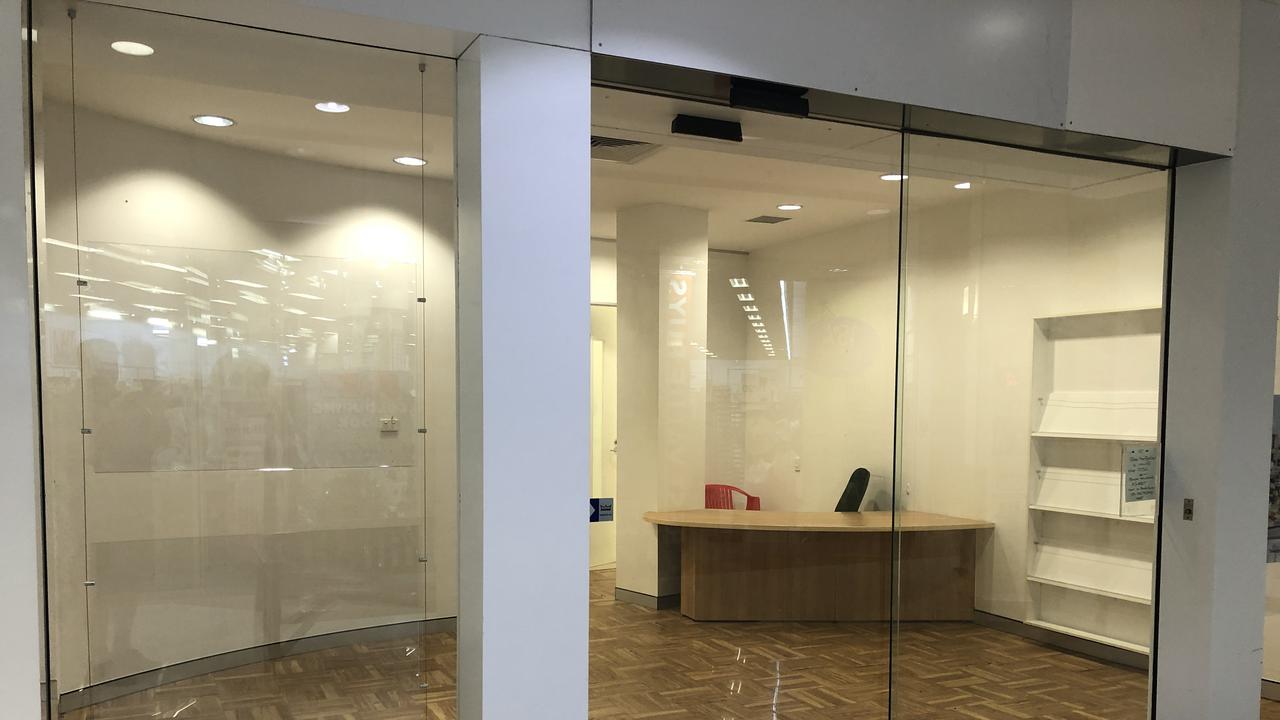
[1026,574,1151,605]
[1029,504,1154,524]
[1032,431,1158,442]
[1025,619,1149,654]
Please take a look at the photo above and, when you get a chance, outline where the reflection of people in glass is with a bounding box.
[87,339,173,472]
[207,350,275,469]
[80,338,167,677]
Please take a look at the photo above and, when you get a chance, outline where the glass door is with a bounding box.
[589,85,904,718]
[891,133,1169,719]
[33,2,458,716]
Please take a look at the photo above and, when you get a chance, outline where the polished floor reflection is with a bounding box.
[61,632,457,720]
[64,569,1280,719]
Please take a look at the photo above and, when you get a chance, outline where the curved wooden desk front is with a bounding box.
[644,510,994,622]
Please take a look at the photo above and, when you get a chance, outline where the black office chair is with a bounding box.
[834,467,870,512]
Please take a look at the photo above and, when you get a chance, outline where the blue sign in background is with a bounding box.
[589,497,614,523]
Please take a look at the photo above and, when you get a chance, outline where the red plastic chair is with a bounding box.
[704,484,761,511]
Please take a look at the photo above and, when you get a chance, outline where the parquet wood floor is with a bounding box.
[63,568,1280,719]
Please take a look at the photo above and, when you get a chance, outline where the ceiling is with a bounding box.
[36,1,455,179]
[32,3,1159,233]
[591,88,1161,252]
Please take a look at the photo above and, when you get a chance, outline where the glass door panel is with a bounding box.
[892,133,1169,719]
[35,2,457,716]
[590,86,903,718]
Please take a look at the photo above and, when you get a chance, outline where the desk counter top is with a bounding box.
[643,509,994,533]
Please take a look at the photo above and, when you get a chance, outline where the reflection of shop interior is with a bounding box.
[36,4,458,713]
[593,86,1166,662]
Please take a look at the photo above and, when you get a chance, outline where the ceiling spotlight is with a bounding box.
[193,114,235,128]
[954,181,972,190]
[880,174,907,182]
[394,156,427,167]
[111,41,154,56]
[314,101,350,113]
[776,203,803,211]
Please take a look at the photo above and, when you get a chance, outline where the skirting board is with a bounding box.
[974,611,1148,670]
[1263,679,1280,702]
[614,586,679,610]
[56,617,458,713]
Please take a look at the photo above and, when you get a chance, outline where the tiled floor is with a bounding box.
[61,569,1280,719]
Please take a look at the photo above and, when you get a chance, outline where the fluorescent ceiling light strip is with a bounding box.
[780,279,792,361]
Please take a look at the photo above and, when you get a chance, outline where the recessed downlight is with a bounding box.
[880,173,907,182]
[394,156,427,167]
[111,41,154,56]
[193,114,235,128]
[314,101,350,113]
[776,203,803,211]
[954,181,972,190]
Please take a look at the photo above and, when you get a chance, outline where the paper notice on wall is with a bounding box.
[1123,444,1158,503]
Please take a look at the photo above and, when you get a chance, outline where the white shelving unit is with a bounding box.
[1026,308,1161,655]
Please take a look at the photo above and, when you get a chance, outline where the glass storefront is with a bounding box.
[28,3,1179,717]
[590,86,1168,718]
[32,3,458,716]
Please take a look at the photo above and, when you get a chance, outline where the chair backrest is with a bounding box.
[704,484,761,511]
[834,468,871,512]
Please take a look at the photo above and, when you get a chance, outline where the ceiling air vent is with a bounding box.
[746,215,792,224]
[591,135,659,164]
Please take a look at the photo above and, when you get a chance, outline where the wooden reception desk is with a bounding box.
[644,510,993,622]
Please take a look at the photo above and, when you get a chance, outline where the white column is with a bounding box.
[0,0,44,716]
[456,35,590,720]
[614,204,708,600]
[1155,2,1280,718]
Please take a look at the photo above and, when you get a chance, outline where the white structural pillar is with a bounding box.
[614,204,708,601]
[1155,2,1280,718]
[0,0,43,717]
[456,35,590,719]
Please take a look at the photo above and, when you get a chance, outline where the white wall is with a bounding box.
[38,106,458,690]
[590,239,617,305]
[740,222,899,512]
[592,0,1240,155]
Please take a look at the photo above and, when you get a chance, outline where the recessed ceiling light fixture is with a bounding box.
[954,181,972,190]
[394,156,427,167]
[193,114,235,128]
[314,101,350,113]
[776,203,803,211]
[880,173,907,182]
[867,208,892,216]
[111,41,154,56]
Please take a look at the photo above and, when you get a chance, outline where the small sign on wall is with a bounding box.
[1123,443,1158,503]
[590,497,614,523]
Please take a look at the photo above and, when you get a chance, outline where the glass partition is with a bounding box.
[893,135,1169,719]
[33,2,457,717]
